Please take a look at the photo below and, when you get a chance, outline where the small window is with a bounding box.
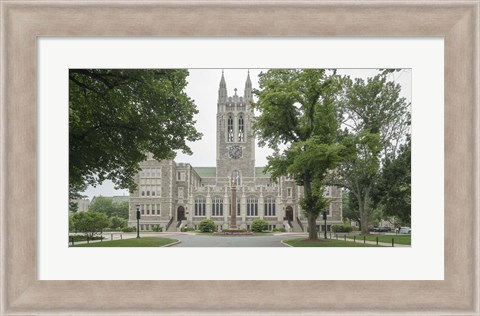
[227,115,234,142]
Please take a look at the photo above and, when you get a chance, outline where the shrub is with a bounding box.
[152,225,163,232]
[331,224,353,233]
[122,226,136,232]
[181,226,195,232]
[198,219,216,233]
[251,219,268,232]
[110,216,127,230]
[272,227,287,232]
[71,211,110,237]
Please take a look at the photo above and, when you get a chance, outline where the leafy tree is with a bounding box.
[110,216,128,230]
[376,137,411,225]
[342,190,360,226]
[198,219,216,233]
[254,69,346,240]
[69,214,75,232]
[69,69,202,195]
[69,183,87,213]
[330,73,410,234]
[71,211,110,237]
[251,219,269,232]
[88,197,129,219]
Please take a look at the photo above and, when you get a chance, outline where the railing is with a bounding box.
[176,220,182,228]
[165,216,174,231]
[296,216,304,231]
[283,217,293,228]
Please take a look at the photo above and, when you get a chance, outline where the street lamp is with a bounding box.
[136,204,141,238]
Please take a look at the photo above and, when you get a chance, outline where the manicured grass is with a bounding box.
[346,235,411,245]
[284,238,382,247]
[197,232,273,236]
[72,237,178,247]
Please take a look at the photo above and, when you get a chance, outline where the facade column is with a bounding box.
[241,186,247,224]
[188,195,194,224]
[259,186,264,219]
[230,180,237,228]
[276,196,283,223]
[223,186,229,227]
[206,187,212,219]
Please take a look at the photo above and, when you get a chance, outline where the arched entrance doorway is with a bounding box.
[177,206,186,220]
[285,206,294,222]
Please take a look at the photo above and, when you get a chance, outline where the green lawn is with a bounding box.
[346,235,411,245]
[72,237,178,247]
[197,232,273,236]
[283,238,382,247]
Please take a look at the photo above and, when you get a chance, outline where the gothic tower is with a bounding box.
[216,71,255,183]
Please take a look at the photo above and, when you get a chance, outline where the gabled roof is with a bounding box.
[255,167,271,178]
[193,167,216,177]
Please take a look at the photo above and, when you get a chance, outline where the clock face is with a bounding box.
[228,146,242,159]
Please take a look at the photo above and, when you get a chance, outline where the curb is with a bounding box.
[280,240,293,247]
[163,240,182,247]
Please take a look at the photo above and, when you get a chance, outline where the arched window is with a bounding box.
[232,170,241,186]
[247,197,258,216]
[238,115,244,142]
[264,197,276,216]
[194,197,206,216]
[227,115,234,142]
[212,197,223,216]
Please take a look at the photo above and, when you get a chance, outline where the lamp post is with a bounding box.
[136,204,141,238]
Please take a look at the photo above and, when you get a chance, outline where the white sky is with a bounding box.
[82,68,411,200]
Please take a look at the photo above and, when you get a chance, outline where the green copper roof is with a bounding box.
[193,167,216,177]
[193,167,271,178]
[255,167,271,177]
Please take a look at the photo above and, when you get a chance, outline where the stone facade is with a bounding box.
[72,198,90,213]
[128,72,342,232]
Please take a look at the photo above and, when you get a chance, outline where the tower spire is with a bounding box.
[244,70,252,106]
[218,70,227,105]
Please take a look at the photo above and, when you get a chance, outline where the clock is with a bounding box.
[228,146,242,159]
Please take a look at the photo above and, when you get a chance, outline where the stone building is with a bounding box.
[72,198,90,213]
[128,72,342,232]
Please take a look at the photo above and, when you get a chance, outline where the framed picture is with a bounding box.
[1,1,478,315]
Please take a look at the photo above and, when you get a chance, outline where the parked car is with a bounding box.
[399,227,411,234]
[377,227,392,233]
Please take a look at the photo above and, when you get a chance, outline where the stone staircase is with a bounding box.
[291,217,304,232]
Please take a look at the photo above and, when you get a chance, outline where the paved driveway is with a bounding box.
[160,233,306,247]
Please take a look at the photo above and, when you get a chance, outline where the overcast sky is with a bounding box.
[82,68,412,200]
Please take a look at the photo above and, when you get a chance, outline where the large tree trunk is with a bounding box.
[307,212,318,240]
[359,200,369,235]
[304,177,318,240]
